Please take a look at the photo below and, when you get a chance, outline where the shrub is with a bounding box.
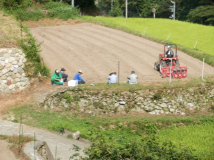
[18,34,50,77]
[13,9,46,21]
[47,6,80,20]
[70,131,198,160]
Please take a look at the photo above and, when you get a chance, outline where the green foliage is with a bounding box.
[71,130,198,159]
[12,9,46,21]
[152,92,162,101]
[46,2,81,20]
[187,5,214,25]
[0,0,30,8]
[18,34,50,77]
[108,0,123,17]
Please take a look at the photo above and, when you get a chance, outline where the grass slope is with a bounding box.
[159,123,214,159]
[86,17,214,56]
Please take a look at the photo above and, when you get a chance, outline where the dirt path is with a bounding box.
[30,23,214,83]
[0,140,19,160]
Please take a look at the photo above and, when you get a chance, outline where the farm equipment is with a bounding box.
[154,44,188,78]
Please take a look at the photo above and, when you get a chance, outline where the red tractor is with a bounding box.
[154,44,187,78]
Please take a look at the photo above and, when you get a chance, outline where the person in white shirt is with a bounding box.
[109,72,117,84]
[127,71,138,84]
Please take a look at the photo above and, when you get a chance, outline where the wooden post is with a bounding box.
[118,61,120,84]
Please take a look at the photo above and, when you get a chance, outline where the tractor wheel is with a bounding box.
[175,60,180,68]
[154,62,159,71]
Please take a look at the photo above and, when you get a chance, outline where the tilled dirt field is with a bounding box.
[30,23,214,83]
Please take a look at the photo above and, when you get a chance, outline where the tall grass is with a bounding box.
[86,17,214,56]
[159,123,214,159]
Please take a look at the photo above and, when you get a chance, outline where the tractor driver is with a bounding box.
[166,46,174,58]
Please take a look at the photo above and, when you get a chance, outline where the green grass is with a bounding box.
[9,104,214,158]
[85,17,214,56]
[159,123,214,159]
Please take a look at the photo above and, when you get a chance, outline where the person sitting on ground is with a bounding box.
[60,68,68,82]
[108,72,113,84]
[166,46,174,58]
[109,72,117,84]
[127,70,138,84]
[51,69,63,85]
[73,70,85,84]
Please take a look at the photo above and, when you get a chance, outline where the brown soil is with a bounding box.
[0,78,55,118]
[22,18,83,28]
[30,22,214,83]
[0,140,19,160]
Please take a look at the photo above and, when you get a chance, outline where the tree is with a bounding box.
[187,5,214,25]
[108,0,123,17]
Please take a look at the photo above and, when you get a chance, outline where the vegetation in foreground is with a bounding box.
[5,104,214,159]
[159,123,214,159]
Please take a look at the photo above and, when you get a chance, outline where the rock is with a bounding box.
[0,65,4,70]
[16,73,21,78]
[169,108,175,113]
[13,69,17,74]
[5,63,11,68]
[136,102,141,105]
[2,68,9,74]
[118,105,125,110]
[1,75,7,80]
[8,57,15,62]
[114,103,119,107]
[9,84,15,89]
[18,61,23,66]
[0,61,5,66]
[10,53,15,57]
[7,80,11,85]
[149,111,156,115]
[15,57,20,61]
[144,106,153,112]
[119,99,124,101]
[180,112,185,116]
[13,65,18,68]
[15,78,21,82]
[119,101,126,105]
[79,99,88,107]
[21,77,26,82]
[12,61,18,65]
[17,68,24,74]
[155,106,162,110]
[160,103,167,108]
[61,99,70,108]
[72,131,81,140]
[0,53,3,57]
[11,74,16,79]
[4,53,10,58]
[26,79,30,84]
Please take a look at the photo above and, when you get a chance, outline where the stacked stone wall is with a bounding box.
[0,48,29,93]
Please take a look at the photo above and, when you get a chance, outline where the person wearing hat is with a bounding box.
[127,71,138,84]
[60,68,68,82]
[51,69,63,85]
[166,46,174,58]
[108,71,113,84]
[73,70,85,84]
[108,72,117,84]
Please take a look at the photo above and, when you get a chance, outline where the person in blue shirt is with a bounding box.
[73,70,85,84]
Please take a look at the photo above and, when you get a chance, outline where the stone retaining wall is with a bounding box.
[0,48,29,93]
[42,86,214,115]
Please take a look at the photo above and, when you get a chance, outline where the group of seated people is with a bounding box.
[51,69,138,86]
[108,70,138,84]
[51,69,85,85]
